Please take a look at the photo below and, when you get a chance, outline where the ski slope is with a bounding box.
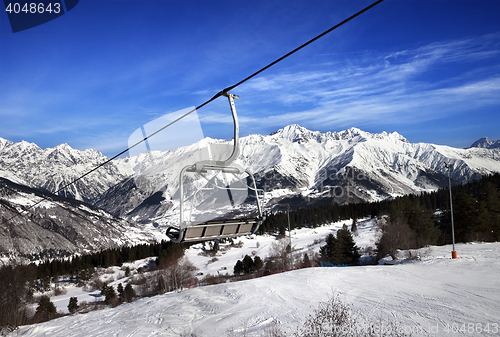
[10,232,500,336]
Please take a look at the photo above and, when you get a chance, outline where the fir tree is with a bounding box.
[117,283,124,300]
[335,225,361,265]
[243,255,254,274]
[35,295,57,322]
[233,260,244,275]
[101,284,117,306]
[123,283,136,303]
[320,225,360,265]
[351,218,358,234]
[253,256,264,272]
[67,296,78,314]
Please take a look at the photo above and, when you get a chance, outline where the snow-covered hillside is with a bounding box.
[10,220,500,337]
[0,178,155,260]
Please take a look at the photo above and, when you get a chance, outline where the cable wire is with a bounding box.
[1,0,384,226]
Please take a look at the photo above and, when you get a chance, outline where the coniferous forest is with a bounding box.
[261,173,500,246]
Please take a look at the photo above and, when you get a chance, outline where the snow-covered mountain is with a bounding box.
[0,177,155,261]
[93,125,500,225]
[0,138,126,203]
[2,126,500,228]
[469,137,500,149]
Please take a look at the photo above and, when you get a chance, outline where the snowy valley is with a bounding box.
[6,219,500,337]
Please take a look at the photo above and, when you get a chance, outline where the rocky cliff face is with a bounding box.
[0,178,154,261]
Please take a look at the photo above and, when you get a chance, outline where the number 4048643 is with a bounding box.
[5,2,61,14]
[443,323,499,334]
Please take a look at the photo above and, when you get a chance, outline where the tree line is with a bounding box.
[261,173,500,248]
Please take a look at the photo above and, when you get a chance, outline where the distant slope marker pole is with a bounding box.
[445,162,457,259]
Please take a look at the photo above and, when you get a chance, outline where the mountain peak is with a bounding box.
[271,124,309,135]
[14,140,41,152]
[270,124,317,143]
[54,143,74,151]
[470,137,500,149]
[0,137,14,150]
[270,124,409,144]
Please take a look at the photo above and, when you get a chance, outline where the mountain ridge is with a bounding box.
[0,177,155,261]
[0,138,127,203]
[95,125,500,226]
[469,137,500,149]
[1,127,500,228]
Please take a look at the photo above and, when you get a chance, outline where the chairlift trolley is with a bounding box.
[166,92,264,243]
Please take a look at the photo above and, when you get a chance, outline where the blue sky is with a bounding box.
[1,0,500,157]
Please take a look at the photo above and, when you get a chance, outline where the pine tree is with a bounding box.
[335,225,361,265]
[35,295,57,322]
[117,283,124,300]
[320,226,360,265]
[243,255,254,274]
[303,253,311,267]
[253,256,264,272]
[101,284,117,306]
[67,297,78,314]
[233,260,244,275]
[123,283,136,303]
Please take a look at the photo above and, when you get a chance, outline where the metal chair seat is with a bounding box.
[166,217,263,242]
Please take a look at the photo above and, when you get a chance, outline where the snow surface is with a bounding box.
[9,220,500,337]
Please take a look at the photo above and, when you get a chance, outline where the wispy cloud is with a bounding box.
[208,33,500,131]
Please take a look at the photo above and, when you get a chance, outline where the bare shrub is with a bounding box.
[207,257,219,265]
[77,301,93,314]
[200,273,225,286]
[180,328,202,337]
[266,320,286,337]
[294,293,412,337]
[162,256,198,292]
[53,286,67,296]
[295,293,356,337]
[87,275,105,291]
[405,246,432,260]
[268,238,291,271]
[129,274,147,286]
[376,217,416,260]
[362,246,374,255]
[233,240,244,248]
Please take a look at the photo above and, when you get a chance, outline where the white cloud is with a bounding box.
[214,33,500,130]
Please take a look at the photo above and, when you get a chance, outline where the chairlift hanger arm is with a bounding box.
[166,94,264,243]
